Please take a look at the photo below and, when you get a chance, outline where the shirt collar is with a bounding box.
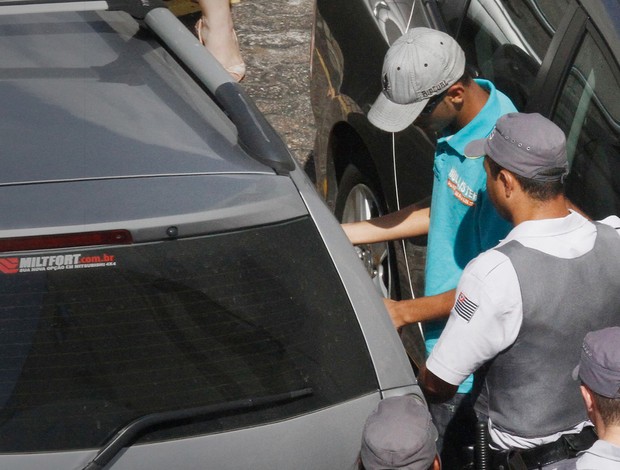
[500,210,590,245]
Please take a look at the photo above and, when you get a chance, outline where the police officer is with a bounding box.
[554,327,620,469]
[359,396,441,470]
[417,112,620,469]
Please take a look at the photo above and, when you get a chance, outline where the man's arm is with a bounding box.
[418,364,458,403]
[420,251,523,404]
[342,203,430,245]
[384,289,456,329]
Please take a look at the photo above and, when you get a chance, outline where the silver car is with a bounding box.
[0,1,421,468]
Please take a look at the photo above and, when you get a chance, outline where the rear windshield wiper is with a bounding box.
[81,387,313,470]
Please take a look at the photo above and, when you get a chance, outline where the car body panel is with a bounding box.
[0,175,308,236]
[2,392,422,470]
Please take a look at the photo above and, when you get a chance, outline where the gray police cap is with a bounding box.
[465,112,569,182]
[360,396,438,470]
[573,327,620,399]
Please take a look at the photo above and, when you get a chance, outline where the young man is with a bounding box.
[359,396,441,470]
[342,27,516,465]
[555,327,620,469]
[419,113,620,469]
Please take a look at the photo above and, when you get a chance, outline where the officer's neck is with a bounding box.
[509,194,570,226]
[598,422,620,447]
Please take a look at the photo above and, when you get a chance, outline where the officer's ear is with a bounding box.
[580,384,595,415]
[498,169,516,198]
[431,454,441,469]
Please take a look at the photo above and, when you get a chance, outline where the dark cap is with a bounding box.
[573,327,620,399]
[464,112,569,182]
[360,396,438,470]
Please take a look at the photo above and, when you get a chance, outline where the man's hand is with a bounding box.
[382,290,457,329]
[383,298,408,329]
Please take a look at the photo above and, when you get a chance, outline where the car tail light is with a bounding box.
[0,230,132,252]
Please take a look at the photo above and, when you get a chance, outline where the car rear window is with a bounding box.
[0,217,377,452]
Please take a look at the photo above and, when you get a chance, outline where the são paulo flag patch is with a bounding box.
[455,292,478,322]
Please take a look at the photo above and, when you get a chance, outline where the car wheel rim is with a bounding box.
[341,183,392,298]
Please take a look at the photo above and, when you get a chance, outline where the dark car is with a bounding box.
[0,1,422,468]
[310,0,620,361]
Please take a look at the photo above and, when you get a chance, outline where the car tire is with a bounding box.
[334,164,397,300]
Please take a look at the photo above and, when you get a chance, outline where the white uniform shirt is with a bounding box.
[549,440,620,469]
[426,211,620,450]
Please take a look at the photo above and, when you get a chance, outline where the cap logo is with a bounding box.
[420,80,448,98]
[382,73,390,92]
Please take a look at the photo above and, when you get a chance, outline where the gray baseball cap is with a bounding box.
[360,396,438,470]
[368,27,466,133]
[464,112,569,182]
[573,327,620,399]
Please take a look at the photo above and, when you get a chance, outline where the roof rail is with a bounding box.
[0,0,165,19]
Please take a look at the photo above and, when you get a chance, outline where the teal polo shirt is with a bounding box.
[423,79,516,393]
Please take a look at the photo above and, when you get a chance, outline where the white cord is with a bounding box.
[392,1,425,344]
[391,133,416,301]
[392,130,425,341]
[406,0,415,31]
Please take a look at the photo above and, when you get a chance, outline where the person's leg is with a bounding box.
[196,0,245,81]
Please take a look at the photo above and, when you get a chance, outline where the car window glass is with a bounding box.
[503,0,567,46]
[457,0,563,110]
[553,32,620,219]
[0,218,377,452]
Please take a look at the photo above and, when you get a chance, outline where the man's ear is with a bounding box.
[498,169,515,197]
[432,454,442,470]
[446,82,465,105]
[580,384,595,415]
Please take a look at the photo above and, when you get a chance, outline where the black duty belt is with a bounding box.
[490,426,597,470]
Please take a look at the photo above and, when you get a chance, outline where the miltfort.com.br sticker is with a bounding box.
[0,253,117,274]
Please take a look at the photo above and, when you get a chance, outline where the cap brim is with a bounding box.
[368,92,427,133]
[464,138,487,159]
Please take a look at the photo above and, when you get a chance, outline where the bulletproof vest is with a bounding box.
[485,223,620,438]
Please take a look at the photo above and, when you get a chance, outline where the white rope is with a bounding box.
[391,132,416,301]
[391,133,424,342]
[391,1,424,344]
[406,0,415,31]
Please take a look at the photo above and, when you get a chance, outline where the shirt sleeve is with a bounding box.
[600,215,620,236]
[426,249,523,386]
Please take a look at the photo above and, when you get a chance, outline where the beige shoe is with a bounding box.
[195,17,246,82]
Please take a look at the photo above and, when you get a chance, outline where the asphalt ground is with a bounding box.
[169,0,316,171]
